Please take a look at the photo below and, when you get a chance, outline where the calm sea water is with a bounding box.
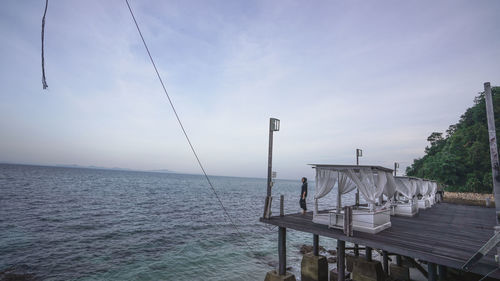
[0,164,355,281]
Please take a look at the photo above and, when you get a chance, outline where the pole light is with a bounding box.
[355,148,362,206]
[264,118,280,219]
[356,149,362,165]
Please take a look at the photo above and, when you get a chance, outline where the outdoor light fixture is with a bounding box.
[270,118,280,132]
[264,117,280,219]
[356,149,363,157]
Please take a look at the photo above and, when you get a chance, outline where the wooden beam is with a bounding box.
[428,262,437,281]
[366,247,372,262]
[438,265,447,281]
[383,251,389,275]
[280,194,284,217]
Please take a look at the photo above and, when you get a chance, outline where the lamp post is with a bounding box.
[394,162,399,177]
[354,148,362,257]
[355,149,362,206]
[263,118,280,219]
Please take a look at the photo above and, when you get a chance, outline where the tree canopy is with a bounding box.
[406,86,500,193]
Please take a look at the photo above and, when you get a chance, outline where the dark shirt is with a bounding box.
[301,182,308,198]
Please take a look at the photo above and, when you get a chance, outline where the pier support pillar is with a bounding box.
[301,253,328,281]
[428,262,437,281]
[337,240,346,281]
[437,265,447,280]
[390,264,410,281]
[265,227,296,281]
[354,244,359,256]
[313,234,319,256]
[264,271,296,281]
[352,257,384,281]
[365,247,372,262]
[279,227,286,275]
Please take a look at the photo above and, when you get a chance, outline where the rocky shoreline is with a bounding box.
[443,191,495,207]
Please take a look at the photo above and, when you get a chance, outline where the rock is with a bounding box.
[327,257,337,263]
[268,261,278,267]
[299,244,326,254]
[327,249,337,256]
[300,245,314,254]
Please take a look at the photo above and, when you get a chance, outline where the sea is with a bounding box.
[0,164,356,281]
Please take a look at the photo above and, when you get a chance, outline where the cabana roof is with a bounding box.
[309,164,393,173]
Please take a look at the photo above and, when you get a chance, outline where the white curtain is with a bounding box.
[395,177,413,200]
[346,168,385,207]
[338,172,356,195]
[383,172,397,199]
[418,179,429,196]
[314,169,337,214]
[314,169,356,214]
[410,179,418,198]
[315,169,337,200]
[430,182,437,195]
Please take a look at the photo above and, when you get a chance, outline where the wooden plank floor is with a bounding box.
[260,203,500,279]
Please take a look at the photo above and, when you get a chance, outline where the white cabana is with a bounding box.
[311,164,395,234]
[417,179,431,209]
[393,176,419,217]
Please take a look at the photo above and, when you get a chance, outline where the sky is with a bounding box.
[1,0,500,180]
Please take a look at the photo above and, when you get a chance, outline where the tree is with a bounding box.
[406,87,500,193]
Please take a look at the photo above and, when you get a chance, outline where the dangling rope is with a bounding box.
[41,0,49,89]
[124,0,264,256]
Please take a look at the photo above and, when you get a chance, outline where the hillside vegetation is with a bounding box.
[406,86,500,193]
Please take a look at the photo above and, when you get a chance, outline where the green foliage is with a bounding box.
[406,87,500,193]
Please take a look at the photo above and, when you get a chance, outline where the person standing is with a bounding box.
[300,177,308,214]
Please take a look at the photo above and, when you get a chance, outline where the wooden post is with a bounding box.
[313,234,319,256]
[438,265,447,280]
[337,240,346,281]
[280,194,284,216]
[278,227,286,275]
[428,262,437,281]
[366,247,372,261]
[396,255,402,266]
[382,251,389,275]
[354,244,359,256]
[484,82,500,224]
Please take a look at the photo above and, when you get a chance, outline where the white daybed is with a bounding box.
[393,176,418,217]
[311,164,395,234]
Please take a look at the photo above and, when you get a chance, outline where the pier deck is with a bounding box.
[260,203,499,279]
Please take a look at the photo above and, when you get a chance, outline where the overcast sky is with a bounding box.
[1,0,500,179]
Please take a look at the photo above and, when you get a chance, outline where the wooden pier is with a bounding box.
[261,202,500,280]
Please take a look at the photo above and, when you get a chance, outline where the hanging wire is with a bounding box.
[41,0,49,89]
[124,0,270,260]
